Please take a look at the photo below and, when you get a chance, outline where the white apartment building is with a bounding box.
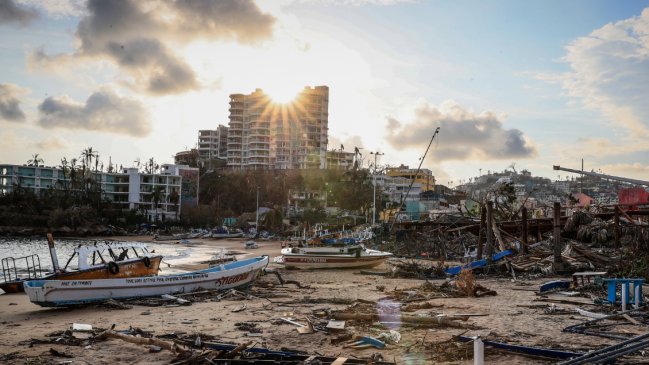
[375,174,423,203]
[0,163,198,222]
[198,125,228,161]
[227,86,329,170]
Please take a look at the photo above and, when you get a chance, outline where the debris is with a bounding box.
[539,280,571,294]
[231,302,247,312]
[161,294,191,306]
[377,330,401,344]
[457,336,581,360]
[344,336,386,350]
[575,308,607,319]
[72,324,92,332]
[95,330,187,354]
[331,332,354,345]
[297,319,315,334]
[280,317,306,327]
[556,331,649,365]
[49,348,73,358]
[149,345,162,353]
[326,320,346,331]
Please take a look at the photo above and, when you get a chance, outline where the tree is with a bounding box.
[151,185,165,223]
[27,154,44,166]
[169,190,180,221]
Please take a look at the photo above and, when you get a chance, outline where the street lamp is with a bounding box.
[370,152,384,225]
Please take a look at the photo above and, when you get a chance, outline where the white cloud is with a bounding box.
[557,8,649,138]
[0,83,30,122]
[35,136,67,150]
[37,87,151,137]
[17,0,86,18]
[386,100,537,161]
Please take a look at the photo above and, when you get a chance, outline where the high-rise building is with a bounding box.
[198,125,229,161]
[227,86,329,169]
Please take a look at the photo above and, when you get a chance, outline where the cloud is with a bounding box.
[17,0,86,18]
[0,0,38,25]
[35,136,67,150]
[557,7,649,138]
[386,100,537,161]
[34,0,275,95]
[0,83,29,122]
[37,88,151,136]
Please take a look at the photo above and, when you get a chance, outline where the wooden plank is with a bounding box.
[331,357,348,365]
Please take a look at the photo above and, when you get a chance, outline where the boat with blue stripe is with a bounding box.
[23,256,269,307]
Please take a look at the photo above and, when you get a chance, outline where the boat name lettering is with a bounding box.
[216,272,250,287]
[298,257,327,263]
[125,274,208,284]
[60,280,92,286]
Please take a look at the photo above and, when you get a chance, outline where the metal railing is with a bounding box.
[1,254,44,284]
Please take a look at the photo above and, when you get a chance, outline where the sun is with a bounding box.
[265,85,300,104]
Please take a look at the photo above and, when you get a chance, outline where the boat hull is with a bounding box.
[24,256,268,307]
[275,254,390,269]
[1,256,162,294]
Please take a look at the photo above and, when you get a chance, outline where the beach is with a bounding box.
[0,237,618,364]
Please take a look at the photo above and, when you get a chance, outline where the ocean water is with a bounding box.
[0,237,217,278]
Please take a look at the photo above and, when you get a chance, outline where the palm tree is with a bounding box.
[169,190,180,221]
[151,185,165,223]
[59,157,69,190]
[146,157,159,174]
[27,154,44,166]
[69,158,78,190]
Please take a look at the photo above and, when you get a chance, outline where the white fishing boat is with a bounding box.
[24,256,269,307]
[274,245,392,269]
[209,226,245,239]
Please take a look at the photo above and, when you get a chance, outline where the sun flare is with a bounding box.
[265,85,300,104]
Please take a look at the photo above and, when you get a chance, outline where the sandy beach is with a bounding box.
[0,237,623,364]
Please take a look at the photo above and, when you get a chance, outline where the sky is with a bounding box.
[1,0,649,185]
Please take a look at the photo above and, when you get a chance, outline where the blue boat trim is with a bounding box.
[444,250,513,275]
[539,280,571,293]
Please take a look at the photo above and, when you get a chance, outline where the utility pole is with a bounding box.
[255,187,260,233]
[370,152,384,225]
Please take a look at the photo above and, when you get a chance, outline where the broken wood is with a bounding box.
[331,312,471,328]
[95,330,187,354]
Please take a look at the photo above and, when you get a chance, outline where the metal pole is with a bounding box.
[477,205,486,260]
[373,161,376,225]
[46,233,61,273]
[486,201,494,263]
[474,338,484,365]
[255,187,259,232]
[553,202,564,273]
[521,206,528,254]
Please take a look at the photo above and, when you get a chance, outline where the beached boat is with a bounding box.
[24,255,269,307]
[274,245,392,269]
[1,235,162,293]
[154,233,188,241]
[209,226,245,239]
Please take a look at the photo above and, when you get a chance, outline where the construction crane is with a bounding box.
[553,165,649,187]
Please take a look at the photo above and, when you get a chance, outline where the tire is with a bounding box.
[143,256,151,268]
[107,261,119,275]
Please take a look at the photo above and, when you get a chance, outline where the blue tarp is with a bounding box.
[444,250,513,275]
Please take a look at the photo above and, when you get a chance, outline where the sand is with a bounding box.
[0,237,620,364]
